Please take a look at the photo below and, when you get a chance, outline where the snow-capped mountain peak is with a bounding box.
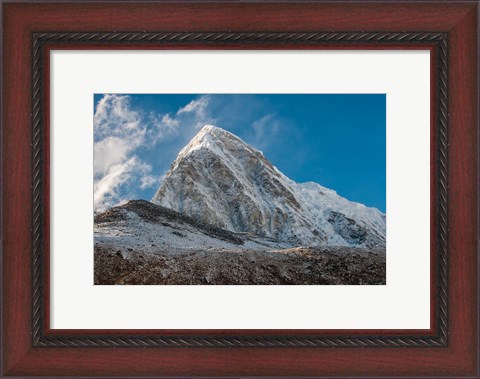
[152,124,386,248]
[181,124,248,153]
[171,124,257,172]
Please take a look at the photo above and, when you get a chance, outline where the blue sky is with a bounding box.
[93,94,386,212]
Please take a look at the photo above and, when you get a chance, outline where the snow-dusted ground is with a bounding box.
[94,200,292,260]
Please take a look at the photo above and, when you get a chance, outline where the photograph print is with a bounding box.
[94,94,386,285]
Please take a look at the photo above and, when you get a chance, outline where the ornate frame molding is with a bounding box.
[31,31,448,348]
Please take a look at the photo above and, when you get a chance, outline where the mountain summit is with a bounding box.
[152,125,386,247]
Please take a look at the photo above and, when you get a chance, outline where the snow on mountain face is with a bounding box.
[152,125,386,248]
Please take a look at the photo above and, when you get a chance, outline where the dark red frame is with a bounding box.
[2,1,478,377]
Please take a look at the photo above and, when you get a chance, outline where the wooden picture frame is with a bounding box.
[2,1,478,377]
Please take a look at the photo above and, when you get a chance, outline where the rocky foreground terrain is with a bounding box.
[94,200,385,285]
[95,245,385,285]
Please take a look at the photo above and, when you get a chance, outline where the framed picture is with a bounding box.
[2,1,478,377]
[92,93,388,287]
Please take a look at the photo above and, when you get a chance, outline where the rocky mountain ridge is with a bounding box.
[152,125,386,248]
[94,200,292,256]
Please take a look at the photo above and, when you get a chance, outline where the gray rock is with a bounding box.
[152,125,386,248]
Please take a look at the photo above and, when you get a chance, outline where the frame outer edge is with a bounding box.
[31,31,449,348]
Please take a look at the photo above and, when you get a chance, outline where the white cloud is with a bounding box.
[146,112,180,145]
[94,157,149,212]
[176,96,216,129]
[160,113,179,129]
[94,94,144,141]
[93,136,131,177]
[139,174,159,190]
[177,96,209,117]
[250,113,281,148]
[94,95,169,211]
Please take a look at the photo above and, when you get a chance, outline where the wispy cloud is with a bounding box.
[177,96,209,117]
[249,113,282,149]
[94,157,151,211]
[139,174,160,190]
[176,95,216,129]
[93,95,173,211]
